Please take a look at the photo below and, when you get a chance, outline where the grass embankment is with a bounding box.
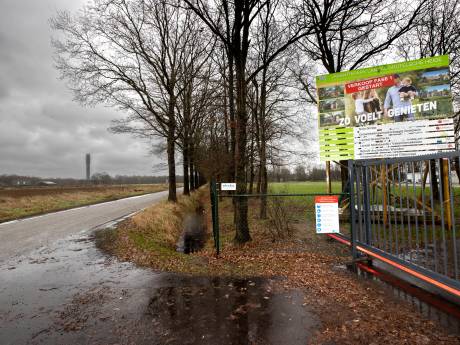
[97,188,216,273]
[0,184,168,222]
[105,182,459,345]
[104,181,344,275]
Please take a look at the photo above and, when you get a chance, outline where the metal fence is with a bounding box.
[209,151,460,299]
[209,181,345,256]
[347,151,460,297]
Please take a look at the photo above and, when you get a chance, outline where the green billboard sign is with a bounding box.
[315,55,455,161]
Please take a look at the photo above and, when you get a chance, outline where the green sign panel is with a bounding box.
[316,55,455,161]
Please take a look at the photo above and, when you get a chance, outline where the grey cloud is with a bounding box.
[0,0,160,178]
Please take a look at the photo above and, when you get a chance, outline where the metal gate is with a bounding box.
[346,152,460,299]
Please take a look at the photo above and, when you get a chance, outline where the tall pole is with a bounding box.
[442,159,452,230]
[86,153,91,181]
[326,161,331,193]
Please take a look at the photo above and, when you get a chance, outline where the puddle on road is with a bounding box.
[0,229,319,345]
[145,276,317,345]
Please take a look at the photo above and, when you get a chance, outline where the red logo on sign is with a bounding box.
[345,75,395,94]
[315,196,338,203]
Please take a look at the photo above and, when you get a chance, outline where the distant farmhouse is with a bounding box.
[37,181,57,186]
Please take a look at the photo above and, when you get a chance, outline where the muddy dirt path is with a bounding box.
[0,228,320,345]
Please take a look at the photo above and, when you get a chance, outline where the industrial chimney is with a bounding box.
[86,153,91,181]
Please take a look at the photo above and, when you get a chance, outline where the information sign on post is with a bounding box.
[316,55,455,161]
[220,183,237,191]
[315,196,339,234]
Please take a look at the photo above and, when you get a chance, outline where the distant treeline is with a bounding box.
[1,167,336,187]
[0,173,183,187]
[268,166,341,182]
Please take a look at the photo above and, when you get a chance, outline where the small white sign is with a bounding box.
[220,183,237,191]
[315,196,339,234]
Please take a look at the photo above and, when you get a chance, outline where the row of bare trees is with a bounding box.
[52,0,460,243]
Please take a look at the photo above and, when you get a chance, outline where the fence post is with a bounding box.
[441,159,452,231]
[362,165,372,245]
[348,160,358,260]
[215,184,220,257]
[210,179,220,256]
[381,164,388,227]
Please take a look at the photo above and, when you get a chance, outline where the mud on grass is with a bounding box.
[103,188,460,345]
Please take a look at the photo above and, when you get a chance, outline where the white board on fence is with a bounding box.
[220,183,236,191]
[315,196,339,234]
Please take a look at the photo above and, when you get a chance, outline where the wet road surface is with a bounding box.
[0,229,319,344]
[0,231,318,345]
[0,190,175,261]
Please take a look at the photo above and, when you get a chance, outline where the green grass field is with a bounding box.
[266,181,460,241]
[267,181,344,212]
[269,181,342,194]
[269,181,459,211]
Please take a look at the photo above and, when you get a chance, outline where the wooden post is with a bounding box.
[417,161,429,206]
[326,161,331,194]
[442,159,452,230]
[381,164,388,227]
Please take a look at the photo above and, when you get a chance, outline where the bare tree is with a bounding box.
[52,0,203,202]
[183,0,313,243]
[293,0,427,189]
[396,0,459,98]
[396,0,460,184]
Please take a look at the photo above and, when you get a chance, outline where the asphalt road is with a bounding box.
[0,189,175,262]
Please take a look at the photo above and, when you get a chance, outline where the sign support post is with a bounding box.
[210,179,220,256]
[348,160,358,259]
[381,164,388,227]
[442,159,452,230]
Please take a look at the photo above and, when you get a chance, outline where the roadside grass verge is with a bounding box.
[104,180,347,277]
[98,188,222,274]
[0,184,169,222]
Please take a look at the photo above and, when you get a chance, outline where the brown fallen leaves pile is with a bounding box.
[105,189,460,345]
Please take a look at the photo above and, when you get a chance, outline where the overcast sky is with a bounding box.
[0,0,162,178]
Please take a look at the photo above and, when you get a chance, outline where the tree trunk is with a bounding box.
[228,56,236,182]
[248,85,257,195]
[194,169,199,189]
[223,58,231,180]
[189,163,195,191]
[430,159,440,201]
[189,145,195,191]
[167,96,177,202]
[256,165,262,193]
[249,153,255,194]
[253,79,261,195]
[182,142,190,195]
[182,84,192,196]
[259,69,268,219]
[455,157,460,182]
[167,130,177,202]
[234,56,251,243]
[260,161,267,218]
[340,160,348,192]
